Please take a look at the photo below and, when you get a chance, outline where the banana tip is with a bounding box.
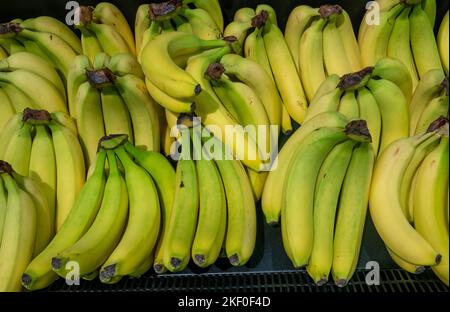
[335,279,348,288]
[51,257,62,270]
[229,254,240,266]
[435,254,442,265]
[100,264,116,282]
[170,257,182,270]
[415,267,426,275]
[153,264,165,274]
[194,254,206,266]
[21,273,32,287]
[316,278,328,287]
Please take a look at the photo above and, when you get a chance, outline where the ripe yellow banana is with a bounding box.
[21,151,106,291]
[357,87,382,155]
[0,173,36,292]
[233,7,255,23]
[0,113,22,157]
[223,20,252,55]
[145,77,194,113]
[0,88,14,130]
[108,53,144,79]
[50,111,77,136]
[86,22,131,56]
[303,87,344,123]
[332,143,374,287]
[336,10,362,72]
[307,140,356,285]
[262,112,348,225]
[48,120,85,231]
[123,142,176,274]
[410,5,443,78]
[244,27,274,83]
[188,0,224,31]
[246,169,268,202]
[285,5,320,70]
[0,82,36,112]
[264,21,308,124]
[75,81,105,167]
[93,2,136,55]
[387,247,426,274]
[2,122,32,176]
[369,134,441,266]
[135,4,151,55]
[100,147,160,283]
[52,150,129,277]
[66,55,91,118]
[438,11,449,75]
[79,27,103,64]
[323,17,352,77]
[179,7,222,40]
[367,78,409,154]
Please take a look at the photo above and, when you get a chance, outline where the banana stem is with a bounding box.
[338,67,374,91]
[345,120,373,143]
[319,4,343,20]
[86,68,115,88]
[251,10,269,28]
[205,62,225,80]
[98,134,129,150]
[22,107,51,125]
[0,23,22,38]
[0,160,13,174]
[149,0,183,22]
[427,116,449,134]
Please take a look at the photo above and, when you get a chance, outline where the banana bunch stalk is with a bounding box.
[22,134,165,290]
[75,3,135,62]
[410,72,449,135]
[0,108,84,233]
[68,53,160,168]
[268,117,373,286]
[0,51,68,125]
[304,57,412,157]
[135,0,223,62]
[0,161,53,292]
[283,4,361,106]
[0,17,80,81]
[370,117,449,286]
[359,0,443,89]
[438,11,449,75]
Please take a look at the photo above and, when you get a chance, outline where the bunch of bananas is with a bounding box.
[0,52,67,129]
[304,57,412,156]
[0,16,80,81]
[285,4,361,103]
[262,113,374,286]
[135,0,223,62]
[75,3,135,61]
[67,52,160,168]
[438,11,449,75]
[0,108,84,232]
[359,0,443,89]
[370,117,449,286]
[410,70,449,135]
[0,161,52,291]
[224,5,305,130]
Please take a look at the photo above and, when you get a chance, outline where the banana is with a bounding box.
[415,95,449,135]
[256,5,278,26]
[48,120,86,231]
[79,28,103,64]
[303,87,343,123]
[0,113,22,157]
[93,2,135,55]
[369,134,441,266]
[179,7,222,40]
[123,142,176,274]
[75,81,105,167]
[410,70,446,135]
[0,52,66,98]
[0,173,36,292]
[93,52,111,70]
[141,32,226,100]
[191,133,226,268]
[414,137,449,285]
[357,87,382,155]
[244,27,274,83]
[233,7,256,23]
[264,21,308,124]
[19,16,81,54]
[145,78,194,113]
[52,150,129,277]
[387,247,426,274]
[359,4,404,67]
[281,106,293,135]
[307,140,356,285]
[0,69,67,113]
[338,91,359,120]
[367,78,409,154]
[3,122,32,176]
[438,11,449,75]
[0,88,14,130]
[298,18,327,102]
[323,17,352,76]
[100,86,133,142]
[0,175,6,244]
[130,252,153,278]
[400,132,441,223]
[387,7,419,89]
[246,169,268,201]
[336,10,362,72]
[0,38,26,54]
[188,0,224,31]
[13,173,52,257]
[284,5,320,69]
[220,54,282,128]
[262,112,348,225]
[135,4,151,55]
[0,83,36,113]
[21,151,106,291]
[66,55,91,118]
[50,112,77,136]
[282,127,350,268]
[100,147,160,283]
[28,124,56,231]
[422,0,437,27]
[410,5,443,78]
[210,135,256,267]
[86,22,131,56]
[108,53,144,79]
[223,20,252,55]
[138,22,162,63]
[14,27,78,79]
[332,143,375,287]
[114,74,160,152]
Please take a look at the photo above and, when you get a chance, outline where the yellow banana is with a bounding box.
[135,4,151,55]
[2,122,32,176]
[356,87,382,155]
[438,11,449,75]
[0,88,14,130]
